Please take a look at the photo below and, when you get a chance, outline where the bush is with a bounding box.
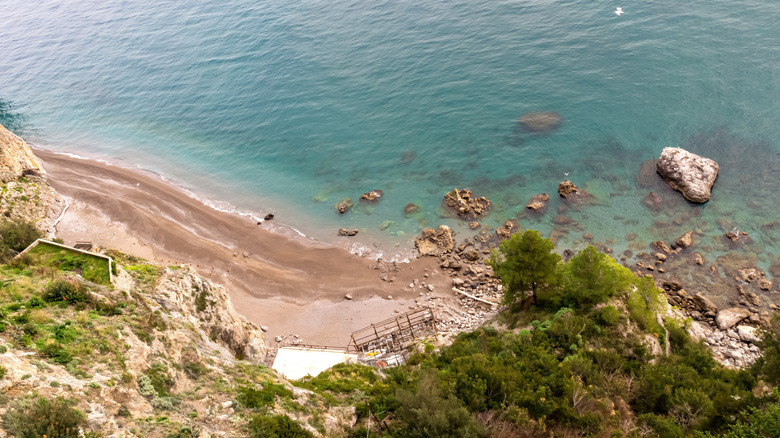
[596,305,621,327]
[248,414,312,438]
[2,396,87,438]
[0,219,41,263]
[43,280,85,304]
[26,296,46,309]
[394,369,484,438]
[237,382,294,409]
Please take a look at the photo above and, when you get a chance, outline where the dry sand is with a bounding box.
[36,149,453,346]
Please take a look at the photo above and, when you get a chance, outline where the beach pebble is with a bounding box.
[344,294,353,300]
[274,336,282,342]
[386,295,392,300]
[260,325,268,332]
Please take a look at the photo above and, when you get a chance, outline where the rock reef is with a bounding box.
[442,188,491,220]
[656,147,719,203]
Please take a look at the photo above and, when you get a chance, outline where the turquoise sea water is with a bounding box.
[3,0,780,268]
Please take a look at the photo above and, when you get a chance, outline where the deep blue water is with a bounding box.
[3,0,780,266]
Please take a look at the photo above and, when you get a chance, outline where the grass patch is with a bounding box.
[26,242,111,285]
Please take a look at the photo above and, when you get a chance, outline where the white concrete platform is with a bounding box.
[272,347,358,380]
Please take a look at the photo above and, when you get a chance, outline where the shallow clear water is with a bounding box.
[2,0,780,267]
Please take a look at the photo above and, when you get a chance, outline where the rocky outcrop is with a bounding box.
[0,125,66,234]
[334,198,353,214]
[496,219,519,240]
[656,147,719,203]
[360,189,383,202]
[526,193,549,211]
[415,225,455,257]
[338,228,358,236]
[557,180,578,198]
[152,269,266,362]
[442,188,491,220]
[517,111,562,133]
[675,231,693,249]
[716,308,751,330]
[0,123,44,180]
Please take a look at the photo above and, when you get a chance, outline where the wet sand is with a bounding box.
[36,149,451,346]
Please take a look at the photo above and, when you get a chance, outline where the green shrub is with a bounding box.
[26,296,46,309]
[394,370,484,437]
[0,365,6,379]
[43,280,85,304]
[0,219,41,263]
[237,382,294,409]
[2,396,87,438]
[248,414,312,438]
[596,305,620,327]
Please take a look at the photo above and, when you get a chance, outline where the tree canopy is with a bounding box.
[488,229,560,307]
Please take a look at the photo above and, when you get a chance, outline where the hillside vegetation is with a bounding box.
[2,220,780,437]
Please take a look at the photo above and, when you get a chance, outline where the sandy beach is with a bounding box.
[35,149,454,346]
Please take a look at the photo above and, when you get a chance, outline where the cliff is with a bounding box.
[0,123,44,181]
[0,124,66,234]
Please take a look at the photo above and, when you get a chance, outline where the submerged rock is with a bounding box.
[404,203,420,215]
[442,188,491,220]
[656,147,719,203]
[334,198,353,214]
[337,228,358,236]
[641,192,663,212]
[517,111,562,133]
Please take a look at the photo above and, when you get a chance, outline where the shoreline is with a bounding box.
[35,148,454,346]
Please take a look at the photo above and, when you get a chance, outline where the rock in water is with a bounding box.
[360,189,383,202]
[334,198,353,214]
[526,193,549,211]
[415,225,455,257]
[557,180,578,198]
[0,123,45,179]
[517,111,562,133]
[656,147,719,203]
[442,188,491,220]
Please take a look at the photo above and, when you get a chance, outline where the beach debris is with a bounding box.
[656,147,719,203]
[517,111,562,133]
[264,213,274,220]
[442,188,491,220]
[525,193,549,211]
[615,7,623,16]
[334,198,353,214]
[415,225,455,257]
[337,228,358,236]
[360,189,383,202]
[404,203,420,215]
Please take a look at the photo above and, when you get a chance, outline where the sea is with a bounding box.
[2,0,780,270]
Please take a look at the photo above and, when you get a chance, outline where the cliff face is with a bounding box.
[0,123,44,180]
[0,124,65,234]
